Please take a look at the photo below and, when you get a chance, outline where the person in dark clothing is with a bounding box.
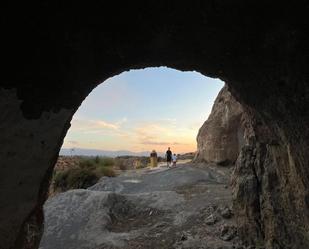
[166,147,172,167]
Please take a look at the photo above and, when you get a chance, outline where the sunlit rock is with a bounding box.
[195,85,246,165]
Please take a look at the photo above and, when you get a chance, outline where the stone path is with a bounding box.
[39,163,244,249]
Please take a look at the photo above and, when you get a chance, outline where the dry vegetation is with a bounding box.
[50,153,195,196]
[50,155,152,195]
[50,156,117,194]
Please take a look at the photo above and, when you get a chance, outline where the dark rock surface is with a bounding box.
[231,110,309,249]
[0,2,309,249]
[195,85,246,165]
[219,224,237,241]
[219,206,233,219]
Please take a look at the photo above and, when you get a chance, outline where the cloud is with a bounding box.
[134,123,168,142]
[95,120,119,130]
[140,140,170,146]
[133,121,190,147]
[69,117,126,134]
[115,117,127,126]
[140,140,187,146]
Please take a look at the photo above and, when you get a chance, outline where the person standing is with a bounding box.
[166,147,172,167]
[172,153,177,167]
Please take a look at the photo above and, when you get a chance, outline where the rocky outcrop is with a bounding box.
[196,85,309,248]
[195,85,246,165]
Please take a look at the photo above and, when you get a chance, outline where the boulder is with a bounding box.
[194,85,246,165]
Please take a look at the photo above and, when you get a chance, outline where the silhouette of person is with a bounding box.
[166,147,172,167]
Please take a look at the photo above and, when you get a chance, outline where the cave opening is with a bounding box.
[38,67,247,249]
[2,3,309,249]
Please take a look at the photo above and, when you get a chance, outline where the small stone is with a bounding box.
[205,214,218,225]
[205,205,217,214]
[220,206,233,219]
[219,224,237,241]
[180,233,188,241]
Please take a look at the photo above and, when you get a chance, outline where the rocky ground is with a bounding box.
[39,163,246,249]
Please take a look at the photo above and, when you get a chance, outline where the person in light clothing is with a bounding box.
[172,153,177,167]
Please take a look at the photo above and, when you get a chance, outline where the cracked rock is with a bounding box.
[219,224,237,241]
[205,214,218,225]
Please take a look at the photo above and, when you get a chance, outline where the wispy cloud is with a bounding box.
[133,121,190,147]
[95,120,119,130]
[140,140,187,146]
[70,117,126,134]
[140,140,170,146]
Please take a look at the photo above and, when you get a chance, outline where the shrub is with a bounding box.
[114,158,127,170]
[53,171,69,191]
[79,158,96,170]
[67,168,99,189]
[99,157,114,167]
[52,156,116,193]
[53,168,99,191]
[79,156,114,168]
[97,166,116,177]
[95,155,100,164]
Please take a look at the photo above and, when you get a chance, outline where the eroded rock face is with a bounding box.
[1,2,309,249]
[195,85,246,165]
[0,89,75,249]
[231,109,309,249]
[197,86,309,248]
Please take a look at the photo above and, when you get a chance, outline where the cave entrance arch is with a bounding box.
[40,67,234,249]
[1,2,309,249]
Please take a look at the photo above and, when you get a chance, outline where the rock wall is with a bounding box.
[231,108,309,249]
[195,85,246,165]
[196,85,309,248]
[0,89,75,249]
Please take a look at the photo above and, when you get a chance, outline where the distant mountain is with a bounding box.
[60,148,165,157]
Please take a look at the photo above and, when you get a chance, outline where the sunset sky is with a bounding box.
[62,67,224,154]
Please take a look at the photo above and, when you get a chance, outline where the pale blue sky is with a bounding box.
[63,67,224,153]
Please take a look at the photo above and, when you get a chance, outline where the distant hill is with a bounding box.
[60,148,165,157]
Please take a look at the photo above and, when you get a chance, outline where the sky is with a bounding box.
[62,67,224,154]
